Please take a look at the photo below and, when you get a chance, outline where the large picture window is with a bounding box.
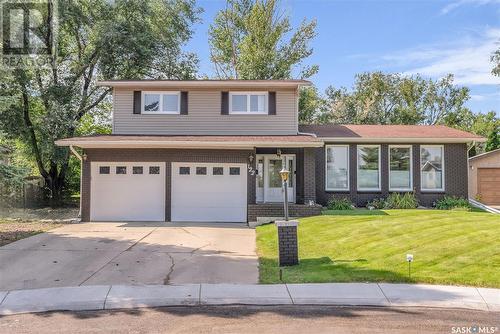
[229,92,267,114]
[420,145,444,191]
[357,145,380,191]
[325,145,349,191]
[142,91,180,114]
[389,146,412,191]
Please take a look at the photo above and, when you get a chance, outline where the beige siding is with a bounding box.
[112,88,298,135]
[468,152,500,200]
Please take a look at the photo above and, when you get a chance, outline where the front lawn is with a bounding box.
[257,210,500,287]
[0,219,64,247]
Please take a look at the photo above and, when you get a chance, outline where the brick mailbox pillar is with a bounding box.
[275,220,299,266]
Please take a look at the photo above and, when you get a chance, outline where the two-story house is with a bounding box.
[56,80,484,222]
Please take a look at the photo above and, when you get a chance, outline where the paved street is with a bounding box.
[0,306,498,334]
[0,222,258,290]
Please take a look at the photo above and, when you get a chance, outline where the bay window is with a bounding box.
[389,146,412,191]
[325,145,349,191]
[229,92,267,114]
[420,145,444,191]
[357,145,380,191]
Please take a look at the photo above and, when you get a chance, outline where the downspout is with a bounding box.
[466,141,476,201]
[69,145,82,218]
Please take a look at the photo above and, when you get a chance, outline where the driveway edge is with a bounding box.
[0,283,498,315]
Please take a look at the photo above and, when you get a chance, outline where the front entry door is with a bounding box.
[256,155,295,203]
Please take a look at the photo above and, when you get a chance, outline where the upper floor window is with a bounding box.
[142,91,180,114]
[357,145,381,191]
[420,145,444,191]
[229,92,267,114]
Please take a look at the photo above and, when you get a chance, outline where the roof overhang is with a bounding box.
[319,137,486,144]
[97,80,312,89]
[55,136,324,149]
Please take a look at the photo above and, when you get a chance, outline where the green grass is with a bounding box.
[256,209,500,287]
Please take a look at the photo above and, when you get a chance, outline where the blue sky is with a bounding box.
[186,0,500,114]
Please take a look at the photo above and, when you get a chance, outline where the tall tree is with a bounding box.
[492,47,500,77]
[209,0,318,79]
[485,125,500,152]
[303,72,472,127]
[0,0,200,204]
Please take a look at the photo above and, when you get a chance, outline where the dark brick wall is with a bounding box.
[315,143,468,207]
[248,203,322,221]
[81,148,253,222]
[277,224,299,266]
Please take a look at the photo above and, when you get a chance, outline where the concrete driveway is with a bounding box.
[0,222,258,290]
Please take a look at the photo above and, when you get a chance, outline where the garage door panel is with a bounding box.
[478,168,500,205]
[171,163,247,222]
[91,162,165,221]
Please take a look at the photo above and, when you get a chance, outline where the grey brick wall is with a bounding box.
[82,148,253,222]
[315,143,468,207]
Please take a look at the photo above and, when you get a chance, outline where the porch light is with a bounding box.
[279,168,290,182]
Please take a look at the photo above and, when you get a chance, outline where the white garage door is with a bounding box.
[90,162,165,221]
[171,163,247,222]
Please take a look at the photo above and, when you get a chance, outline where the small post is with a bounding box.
[406,254,413,278]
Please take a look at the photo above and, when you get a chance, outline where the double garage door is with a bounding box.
[90,162,247,222]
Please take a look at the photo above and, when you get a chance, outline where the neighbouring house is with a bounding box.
[56,80,485,223]
[468,148,500,206]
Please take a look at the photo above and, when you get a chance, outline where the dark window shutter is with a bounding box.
[133,91,141,114]
[221,91,229,115]
[268,91,276,115]
[180,91,188,115]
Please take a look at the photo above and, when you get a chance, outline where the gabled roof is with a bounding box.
[55,134,323,149]
[469,147,500,160]
[97,79,311,89]
[299,124,485,143]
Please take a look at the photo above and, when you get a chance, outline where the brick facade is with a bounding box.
[315,143,469,207]
[248,203,322,221]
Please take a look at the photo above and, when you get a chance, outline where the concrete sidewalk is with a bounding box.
[0,283,498,315]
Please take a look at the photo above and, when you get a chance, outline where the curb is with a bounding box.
[0,283,498,315]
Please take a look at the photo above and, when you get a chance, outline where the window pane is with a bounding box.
[257,159,264,187]
[99,166,110,174]
[144,94,160,112]
[231,95,247,112]
[390,147,411,189]
[196,167,207,175]
[179,167,190,175]
[213,167,224,175]
[421,146,443,190]
[250,94,265,112]
[326,146,349,190]
[133,166,143,175]
[230,167,240,175]
[268,160,282,187]
[116,166,127,174]
[357,146,380,190]
[162,94,179,112]
[149,166,160,175]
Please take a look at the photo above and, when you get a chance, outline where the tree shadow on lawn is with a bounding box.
[260,256,415,285]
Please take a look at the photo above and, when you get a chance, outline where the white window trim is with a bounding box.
[325,144,350,191]
[142,91,181,114]
[357,144,381,192]
[420,144,445,192]
[389,145,413,192]
[229,91,268,114]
